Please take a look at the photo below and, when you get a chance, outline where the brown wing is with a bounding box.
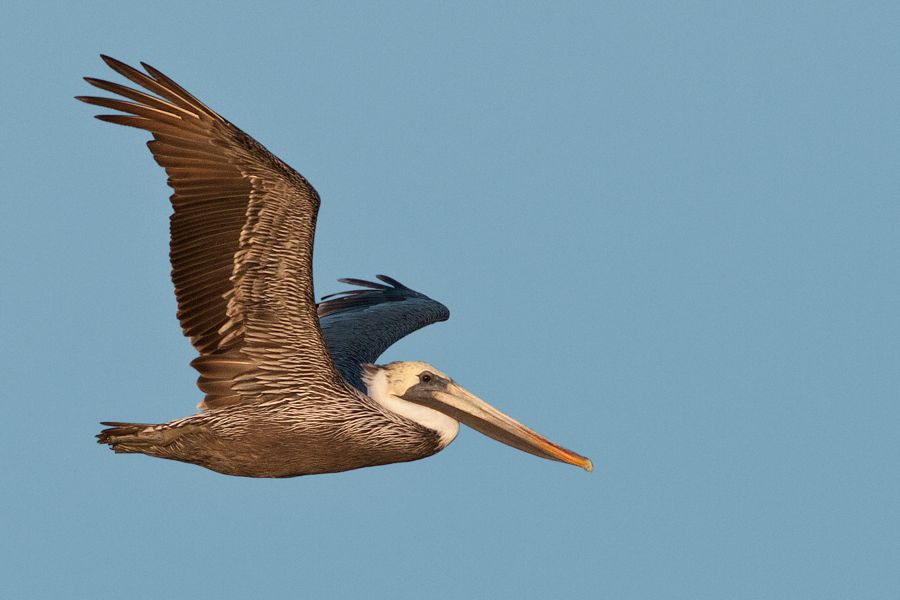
[78,55,346,409]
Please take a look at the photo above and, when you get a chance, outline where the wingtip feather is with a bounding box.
[376,274,407,289]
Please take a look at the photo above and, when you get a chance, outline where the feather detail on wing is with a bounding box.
[78,56,347,410]
[318,275,450,391]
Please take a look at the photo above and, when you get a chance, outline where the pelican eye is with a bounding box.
[419,372,433,383]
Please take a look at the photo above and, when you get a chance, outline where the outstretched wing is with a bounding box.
[318,275,450,391]
[78,56,347,410]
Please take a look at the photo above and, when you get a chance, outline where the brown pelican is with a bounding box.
[77,56,592,478]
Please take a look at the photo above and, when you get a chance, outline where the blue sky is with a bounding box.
[2,2,899,598]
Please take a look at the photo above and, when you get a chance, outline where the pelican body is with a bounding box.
[79,56,591,478]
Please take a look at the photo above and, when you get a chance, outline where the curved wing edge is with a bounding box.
[318,275,450,391]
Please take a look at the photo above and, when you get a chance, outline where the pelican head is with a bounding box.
[362,361,592,471]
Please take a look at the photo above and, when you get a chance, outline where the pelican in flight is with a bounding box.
[77,56,591,478]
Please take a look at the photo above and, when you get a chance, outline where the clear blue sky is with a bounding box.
[2,2,898,598]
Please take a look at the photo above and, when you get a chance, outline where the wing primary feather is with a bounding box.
[139,61,224,120]
[93,114,153,129]
[375,274,408,288]
[336,278,389,289]
[84,78,201,118]
[81,56,347,410]
[99,55,214,118]
[76,96,199,127]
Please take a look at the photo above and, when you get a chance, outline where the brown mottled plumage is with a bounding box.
[80,56,591,478]
[80,57,445,477]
